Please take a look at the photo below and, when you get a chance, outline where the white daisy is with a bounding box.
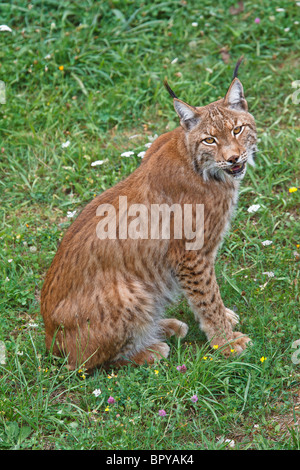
[0,25,12,32]
[67,210,76,218]
[121,151,135,157]
[61,140,70,148]
[91,160,104,166]
[247,204,260,213]
[225,439,235,448]
[92,389,102,397]
[261,240,272,246]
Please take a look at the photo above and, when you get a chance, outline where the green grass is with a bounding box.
[0,0,299,450]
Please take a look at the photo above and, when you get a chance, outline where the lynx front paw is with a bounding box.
[211,331,251,357]
[221,331,252,357]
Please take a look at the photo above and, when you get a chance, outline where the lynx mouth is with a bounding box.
[224,162,246,177]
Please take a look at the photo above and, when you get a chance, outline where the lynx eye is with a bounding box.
[203,137,215,144]
[233,125,242,135]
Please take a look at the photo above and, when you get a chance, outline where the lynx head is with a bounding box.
[164,60,257,182]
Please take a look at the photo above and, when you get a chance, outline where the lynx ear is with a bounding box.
[174,98,200,130]
[224,78,248,111]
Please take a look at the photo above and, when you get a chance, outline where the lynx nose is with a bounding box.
[227,155,239,164]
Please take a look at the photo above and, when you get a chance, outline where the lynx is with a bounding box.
[41,59,257,370]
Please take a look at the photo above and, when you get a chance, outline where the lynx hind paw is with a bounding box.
[147,342,170,362]
[159,318,189,339]
[225,308,239,326]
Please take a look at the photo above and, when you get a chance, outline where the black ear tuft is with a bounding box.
[232,55,244,79]
[163,79,178,99]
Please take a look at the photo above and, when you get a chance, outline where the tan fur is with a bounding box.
[41,76,257,370]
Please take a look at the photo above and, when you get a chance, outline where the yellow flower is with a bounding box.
[202,356,207,360]
[58,65,64,71]
[289,187,298,193]
[230,348,236,353]
[105,407,110,412]
[260,356,267,363]
[212,344,219,349]
[154,370,159,375]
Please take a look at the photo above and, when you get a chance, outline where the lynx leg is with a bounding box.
[112,341,170,367]
[177,260,251,356]
[159,318,189,339]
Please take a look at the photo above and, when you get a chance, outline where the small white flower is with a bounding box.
[262,240,272,246]
[262,271,275,278]
[192,22,198,27]
[67,210,76,218]
[144,142,152,148]
[284,27,290,32]
[5,277,9,282]
[225,439,235,448]
[29,246,37,253]
[254,424,259,428]
[148,134,158,142]
[0,25,12,32]
[44,54,51,60]
[276,8,285,12]
[28,323,38,328]
[91,160,104,166]
[61,140,70,148]
[121,151,135,157]
[92,388,102,397]
[137,151,146,158]
[8,259,13,263]
[171,57,178,64]
[247,204,260,213]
